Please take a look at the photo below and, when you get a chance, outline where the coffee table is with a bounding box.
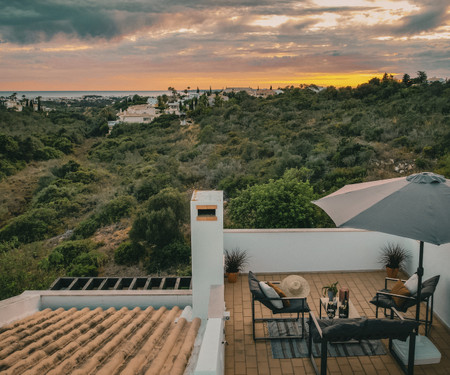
[319,297,360,319]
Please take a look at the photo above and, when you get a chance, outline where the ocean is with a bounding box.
[0,90,173,99]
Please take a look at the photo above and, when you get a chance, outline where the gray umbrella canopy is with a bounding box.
[312,172,450,326]
[313,172,450,245]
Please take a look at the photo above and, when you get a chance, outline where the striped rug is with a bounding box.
[268,320,386,359]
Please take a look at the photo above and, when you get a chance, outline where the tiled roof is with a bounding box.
[0,306,200,375]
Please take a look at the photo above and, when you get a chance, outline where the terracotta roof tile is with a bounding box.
[0,306,200,375]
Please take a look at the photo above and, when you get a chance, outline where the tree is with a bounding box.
[414,71,427,85]
[130,188,187,248]
[402,73,412,87]
[227,168,319,228]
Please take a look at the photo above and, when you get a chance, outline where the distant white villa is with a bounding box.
[5,99,23,111]
[118,104,158,124]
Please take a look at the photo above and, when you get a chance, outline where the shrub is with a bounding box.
[0,208,58,243]
[130,188,187,248]
[68,251,106,277]
[146,240,191,273]
[52,160,80,178]
[34,147,63,160]
[47,240,97,267]
[73,195,136,239]
[227,168,319,228]
[73,217,100,238]
[0,236,20,253]
[114,241,145,265]
[67,263,98,277]
[98,195,136,224]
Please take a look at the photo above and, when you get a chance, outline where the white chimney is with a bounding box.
[190,190,224,319]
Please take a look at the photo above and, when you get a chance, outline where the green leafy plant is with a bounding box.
[224,248,249,273]
[114,241,145,266]
[322,281,339,297]
[379,243,409,269]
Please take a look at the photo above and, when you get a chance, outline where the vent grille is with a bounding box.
[49,276,192,291]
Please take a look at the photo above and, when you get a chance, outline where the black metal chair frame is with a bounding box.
[308,308,418,375]
[374,277,435,336]
[251,285,309,341]
[248,272,310,341]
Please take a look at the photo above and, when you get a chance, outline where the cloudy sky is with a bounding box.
[1,0,449,90]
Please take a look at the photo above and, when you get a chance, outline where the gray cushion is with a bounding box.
[312,318,419,342]
[421,275,440,299]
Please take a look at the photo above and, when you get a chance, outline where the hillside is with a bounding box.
[1,76,449,299]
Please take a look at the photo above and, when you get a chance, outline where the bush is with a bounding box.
[67,251,106,277]
[73,217,100,238]
[0,208,58,243]
[114,241,145,265]
[146,240,191,273]
[47,240,97,267]
[130,188,187,248]
[227,168,319,228]
[0,236,20,253]
[0,243,61,300]
[97,195,136,224]
[73,195,136,239]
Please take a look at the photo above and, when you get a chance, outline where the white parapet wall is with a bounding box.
[193,285,226,375]
[224,228,450,328]
[224,228,414,273]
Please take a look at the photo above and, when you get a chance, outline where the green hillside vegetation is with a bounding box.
[1,73,449,299]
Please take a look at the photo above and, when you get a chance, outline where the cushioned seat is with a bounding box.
[370,275,439,336]
[308,311,419,375]
[310,317,419,342]
[248,271,310,340]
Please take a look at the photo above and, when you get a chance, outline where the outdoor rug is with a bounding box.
[267,320,387,359]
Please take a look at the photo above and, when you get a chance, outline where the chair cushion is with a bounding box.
[259,281,283,309]
[248,271,279,311]
[267,281,290,307]
[421,275,440,299]
[404,273,418,294]
[275,298,310,314]
[390,280,411,307]
[312,318,419,342]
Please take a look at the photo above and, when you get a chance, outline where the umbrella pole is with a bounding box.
[415,241,424,334]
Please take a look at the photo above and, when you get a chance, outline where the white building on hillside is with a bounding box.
[118,104,158,124]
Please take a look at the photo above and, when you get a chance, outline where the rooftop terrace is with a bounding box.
[224,271,450,375]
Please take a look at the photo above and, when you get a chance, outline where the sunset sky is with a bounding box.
[0,0,449,90]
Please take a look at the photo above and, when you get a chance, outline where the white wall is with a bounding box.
[224,228,450,328]
[224,228,413,272]
[405,241,450,329]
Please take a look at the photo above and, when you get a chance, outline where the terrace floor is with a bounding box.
[224,271,450,375]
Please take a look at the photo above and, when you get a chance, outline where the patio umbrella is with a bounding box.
[312,171,450,325]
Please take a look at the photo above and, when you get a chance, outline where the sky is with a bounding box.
[0,0,449,90]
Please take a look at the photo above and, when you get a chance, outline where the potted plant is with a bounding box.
[378,243,409,278]
[224,248,249,283]
[322,281,339,301]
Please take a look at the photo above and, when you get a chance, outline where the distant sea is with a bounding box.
[0,90,172,99]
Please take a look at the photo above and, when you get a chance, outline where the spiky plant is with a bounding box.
[379,243,409,269]
[224,248,249,273]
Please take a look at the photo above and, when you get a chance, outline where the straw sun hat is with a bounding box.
[280,275,310,298]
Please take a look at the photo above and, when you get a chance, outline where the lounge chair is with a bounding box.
[370,275,439,336]
[248,271,310,341]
